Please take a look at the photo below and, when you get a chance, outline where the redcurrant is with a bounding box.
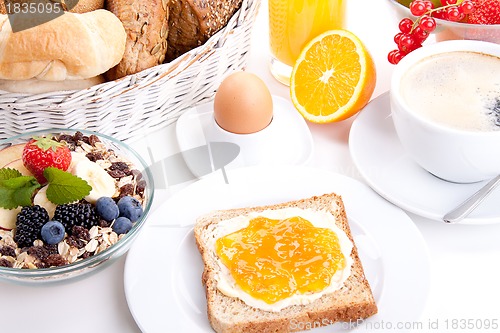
[398,34,416,53]
[419,15,437,32]
[423,0,434,11]
[399,18,414,33]
[459,0,474,15]
[433,9,447,19]
[388,50,405,65]
[446,7,461,21]
[394,32,405,45]
[411,26,430,43]
[410,0,428,16]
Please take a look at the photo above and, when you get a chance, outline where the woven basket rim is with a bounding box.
[0,0,257,102]
[0,0,261,143]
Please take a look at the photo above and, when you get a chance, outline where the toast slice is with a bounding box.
[194,193,378,333]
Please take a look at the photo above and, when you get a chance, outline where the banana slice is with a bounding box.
[68,152,91,175]
[73,159,116,204]
[33,186,57,218]
[0,207,21,230]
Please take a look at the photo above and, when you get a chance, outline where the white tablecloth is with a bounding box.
[1,1,499,332]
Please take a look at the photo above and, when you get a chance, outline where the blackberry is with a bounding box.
[53,203,100,234]
[14,205,49,248]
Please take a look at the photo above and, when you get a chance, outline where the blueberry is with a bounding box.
[112,217,133,235]
[41,221,65,245]
[95,197,120,222]
[117,196,143,222]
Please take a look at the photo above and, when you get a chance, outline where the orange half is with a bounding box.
[290,30,376,123]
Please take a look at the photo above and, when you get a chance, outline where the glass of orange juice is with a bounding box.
[269,0,347,85]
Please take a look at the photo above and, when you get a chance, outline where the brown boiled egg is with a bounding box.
[214,72,273,134]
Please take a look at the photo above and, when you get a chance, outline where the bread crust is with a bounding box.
[194,193,378,333]
[105,0,169,80]
[166,0,243,61]
[0,10,126,80]
[66,0,105,13]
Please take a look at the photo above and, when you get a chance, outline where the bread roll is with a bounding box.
[0,0,104,15]
[0,10,126,81]
[105,0,169,80]
[166,0,243,61]
[0,75,105,94]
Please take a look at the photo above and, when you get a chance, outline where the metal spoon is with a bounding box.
[443,174,500,223]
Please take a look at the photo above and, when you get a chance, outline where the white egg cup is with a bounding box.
[175,95,314,179]
[207,115,277,166]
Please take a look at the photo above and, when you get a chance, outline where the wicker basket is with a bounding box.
[0,0,261,142]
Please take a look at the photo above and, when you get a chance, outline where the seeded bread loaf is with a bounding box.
[194,193,378,333]
[105,0,169,80]
[166,0,243,61]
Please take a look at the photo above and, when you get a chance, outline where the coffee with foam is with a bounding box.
[400,51,500,132]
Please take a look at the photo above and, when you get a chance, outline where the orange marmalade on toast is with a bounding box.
[211,207,354,312]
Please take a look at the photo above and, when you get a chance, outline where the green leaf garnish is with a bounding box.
[0,168,22,181]
[44,167,92,205]
[0,169,40,209]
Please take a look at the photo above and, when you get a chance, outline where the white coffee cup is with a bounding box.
[390,40,500,183]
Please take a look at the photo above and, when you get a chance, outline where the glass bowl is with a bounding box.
[387,0,500,44]
[0,129,154,284]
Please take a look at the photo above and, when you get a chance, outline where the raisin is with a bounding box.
[129,169,143,180]
[86,152,104,162]
[57,134,72,142]
[27,245,52,261]
[81,135,90,145]
[0,258,13,268]
[44,244,58,254]
[74,131,84,142]
[71,226,90,242]
[0,245,16,257]
[35,261,48,269]
[81,252,91,260]
[119,184,134,198]
[88,134,100,146]
[99,219,112,228]
[108,169,126,178]
[66,236,85,249]
[44,254,67,267]
[137,180,146,196]
[58,134,76,146]
[110,162,129,171]
[66,226,91,248]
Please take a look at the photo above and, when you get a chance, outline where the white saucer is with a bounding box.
[349,92,500,224]
[175,96,313,178]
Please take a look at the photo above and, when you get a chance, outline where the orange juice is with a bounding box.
[269,0,346,84]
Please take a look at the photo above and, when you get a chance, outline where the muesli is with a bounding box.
[0,131,147,269]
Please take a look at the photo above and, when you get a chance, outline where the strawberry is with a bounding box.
[467,0,500,24]
[22,137,72,184]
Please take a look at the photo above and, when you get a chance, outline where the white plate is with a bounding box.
[175,96,313,178]
[349,92,500,224]
[124,165,430,333]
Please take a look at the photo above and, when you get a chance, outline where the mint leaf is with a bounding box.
[0,175,40,209]
[0,168,23,181]
[44,167,91,204]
